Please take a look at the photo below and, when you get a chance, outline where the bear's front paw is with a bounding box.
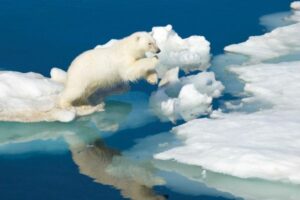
[146,72,158,85]
[147,56,159,70]
[152,55,159,62]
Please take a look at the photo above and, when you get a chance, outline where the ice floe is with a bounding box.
[150,69,224,122]
[124,129,300,200]
[291,1,300,10]
[155,1,300,189]
[225,22,300,62]
[151,25,211,77]
[154,159,300,200]
[149,25,224,122]
[0,71,76,122]
[0,70,106,122]
[0,92,154,154]
[260,1,300,31]
[226,2,300,63]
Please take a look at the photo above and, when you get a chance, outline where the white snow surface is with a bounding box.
[156,2,300,185]
[150,69,224,122]
[225,23,300,62]
[148,25,222,123]
[0,71,75,122]
[291,1,300,10]
[156,61,300,184]
[152,25,211,77]
[225,3,300,62]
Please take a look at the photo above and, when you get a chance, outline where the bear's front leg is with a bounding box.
[145,70,158,85]
[125,57,159,82]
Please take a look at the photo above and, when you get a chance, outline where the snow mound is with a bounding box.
[291,1,300,10]
[148,25,221,122]
[152,25,211,78]
[150,69,224,122]
[289,1,300,22]
[0,71,75,122]
[0,70,105,122]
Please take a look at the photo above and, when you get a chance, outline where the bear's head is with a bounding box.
[129,32,161,57]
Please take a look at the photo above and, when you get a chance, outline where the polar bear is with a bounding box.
[59,32,160,108]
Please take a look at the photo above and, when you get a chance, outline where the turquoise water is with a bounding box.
[0,1,293,200]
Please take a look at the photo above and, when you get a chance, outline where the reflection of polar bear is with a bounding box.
[65,133,166,200]
[59,32,160,108]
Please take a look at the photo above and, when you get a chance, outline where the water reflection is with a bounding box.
[66,133,166,200]
[0,99,166,200]
[0,97,299,200]
[66,100,167,199]
[0,100,132,148]
[154,160,300,200]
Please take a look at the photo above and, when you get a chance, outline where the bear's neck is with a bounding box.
[133,51,146,60]
[116,40,145,59]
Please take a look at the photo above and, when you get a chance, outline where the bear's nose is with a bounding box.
[156,48,161,53]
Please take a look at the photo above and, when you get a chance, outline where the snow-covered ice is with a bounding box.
[291,1,300,10]
[225,23,300,62]
[155,1,300,188]
[0,91,154,153]
[151,25,211,77]
[260,1,300,31]
[226,2,300,63]
[123,127,300,200]
[148,26,222,122]
[156,107,300,184]
[0,71,76,122]
[150,70,224,122]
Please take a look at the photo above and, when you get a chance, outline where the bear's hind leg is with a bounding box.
[59,86,88,108]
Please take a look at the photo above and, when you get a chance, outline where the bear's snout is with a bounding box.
[156,48,161,54]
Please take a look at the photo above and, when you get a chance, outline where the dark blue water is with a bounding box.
[0,0,293,200]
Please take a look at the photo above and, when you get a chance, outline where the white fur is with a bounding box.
[59,32,160,108]
[50,67,67,84]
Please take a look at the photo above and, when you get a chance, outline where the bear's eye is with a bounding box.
[148,43,152,46]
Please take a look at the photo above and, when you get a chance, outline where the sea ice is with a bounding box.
[150,70,224,122]
[291,1,300,10]
[0,91,154,153]
[225,23,300,62]
[148,25,223,122]
[148,25,223,123]
[0,71,76,122]
[124,129,300,200]
[225,2,300,62]
[155,1,300,189]
[151,25,211,77]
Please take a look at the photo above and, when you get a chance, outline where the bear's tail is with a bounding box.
[50,67,67,84]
